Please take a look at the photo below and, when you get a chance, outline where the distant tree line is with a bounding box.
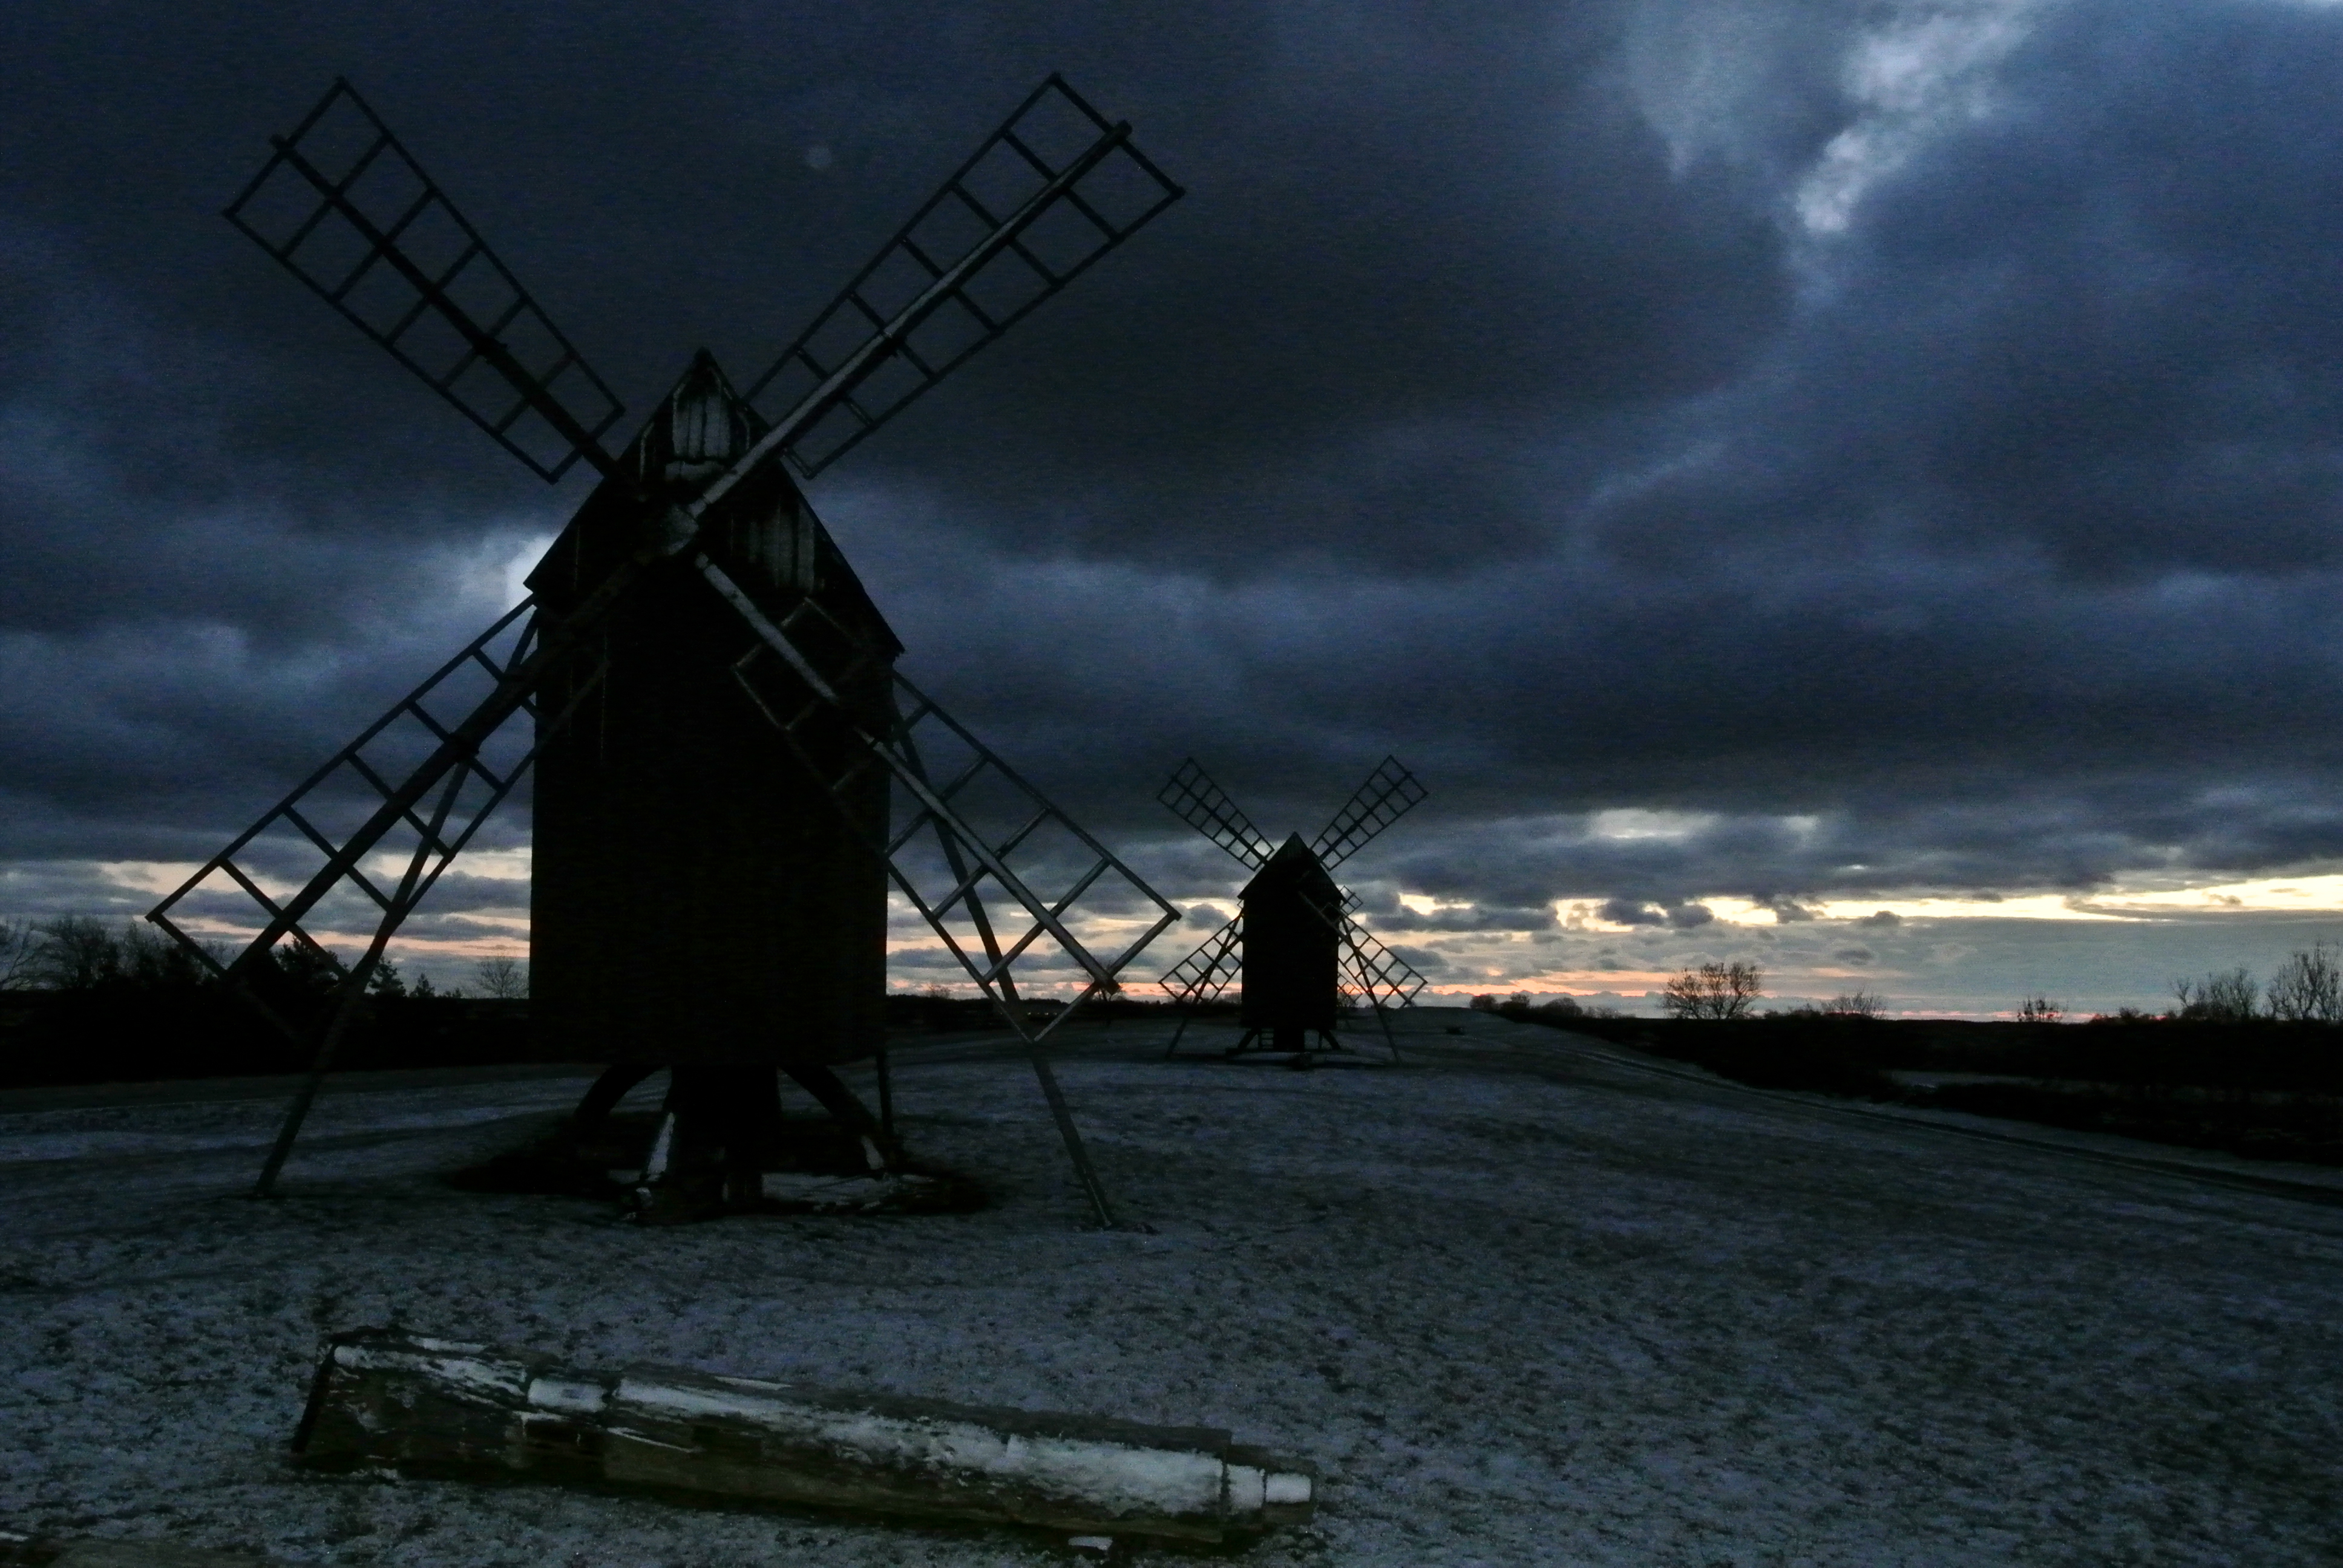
[1490,958,2343,1165]
[1468,991,1625,1023]
[1464,938,2343,1028]
[2166,942,2342,1024]
[0,915,217,992]
[0,915,525,1000]
[1470,963,1800,1022]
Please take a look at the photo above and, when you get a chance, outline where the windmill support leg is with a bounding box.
[1371,1001,1404,1063]
[873,1047,894,1140]
[727,1070,787,1206]
[252,768,473,1196]
[1163,1005,1196,1059]
[887,762,1131,1229]
[632,1067,788,1220]
[626,1065,906,1223]
[783,1063,895,1169]
[1023,1048,1127,1230]
[252,969,384,1198]
[252,1018,350,1198]
[572,1063,659,1134]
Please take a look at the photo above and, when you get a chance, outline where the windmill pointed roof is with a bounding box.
[525,350,902,658]
[1243,833,1339,903]
[640,347,759,484]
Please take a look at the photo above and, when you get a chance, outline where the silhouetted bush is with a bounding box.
[1662,961,1764,1020]
[0,988,536,1090]
[13,916,219,993]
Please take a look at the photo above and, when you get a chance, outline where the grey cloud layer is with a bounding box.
[6,1,2343,957]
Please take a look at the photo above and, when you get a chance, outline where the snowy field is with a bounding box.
[3,1010,2339,1566]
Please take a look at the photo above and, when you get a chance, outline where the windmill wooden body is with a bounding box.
[149,75,1187,1227]
[1236,837,1344,1046]
[1156,759,1430,1060]
[525,354,900,1076]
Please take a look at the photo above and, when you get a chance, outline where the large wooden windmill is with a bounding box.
[1156,757,1430,1061]
[147,76,1185,1227]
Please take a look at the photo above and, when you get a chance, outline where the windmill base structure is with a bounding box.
[145,73,1188,1229]
[1155,761,1431,1065]
[522,353,904,1215]
[1222,834,1354,1063]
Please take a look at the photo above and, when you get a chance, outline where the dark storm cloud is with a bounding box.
[1372,901,1558,934]
[10,0,2343,996]
[391,872,528,916]
[1,1,1781,552]
[909,71,2343,897]
[1,0,1772,852]
[1587,897,1711,930]
[1382,941,1450,978]
[397,912,525,943]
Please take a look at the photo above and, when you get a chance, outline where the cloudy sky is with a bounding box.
[9,0,2343,1016]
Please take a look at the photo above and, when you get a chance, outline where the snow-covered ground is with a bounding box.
[3,1011,2338,1566]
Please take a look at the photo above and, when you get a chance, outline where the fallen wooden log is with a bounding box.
[0,1534,275,1568]
[293,1328,1315,1547]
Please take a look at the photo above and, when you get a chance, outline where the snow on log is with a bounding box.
[292,1328,1316,1544]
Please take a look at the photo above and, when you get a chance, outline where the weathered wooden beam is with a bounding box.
[293,1329,1315,1546]
[0,1535,275,1568]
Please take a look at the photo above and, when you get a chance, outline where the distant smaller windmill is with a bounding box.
[1156,757,1429,1060]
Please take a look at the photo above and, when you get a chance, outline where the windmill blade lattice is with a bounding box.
[148,599,609,1191]
[1158,758,1275,869]
[719,573,1179,1038]
[197,65,1187,1033]
[885,695,1178,1038]
[149,599,552,965]
[224,78,626,482]
[148,601,594,990]
[1340,918,1428,1011]
[740,74,1183,478]
[1312,755,1427,870]
[1156,912,1242,1007]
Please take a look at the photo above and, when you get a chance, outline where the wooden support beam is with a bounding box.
[293,1329,1315,1547]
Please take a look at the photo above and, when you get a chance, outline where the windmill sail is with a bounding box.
[1339,918,1428,1011]
[224,79,625,480]
[147,602,577,996]
[721,580,1181,1037]
[145,602,613,1191]
[1312,755,1427,869]
[741,74,1184,477]
[1156,912,1242,1007]
[1158,758,1276,869]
